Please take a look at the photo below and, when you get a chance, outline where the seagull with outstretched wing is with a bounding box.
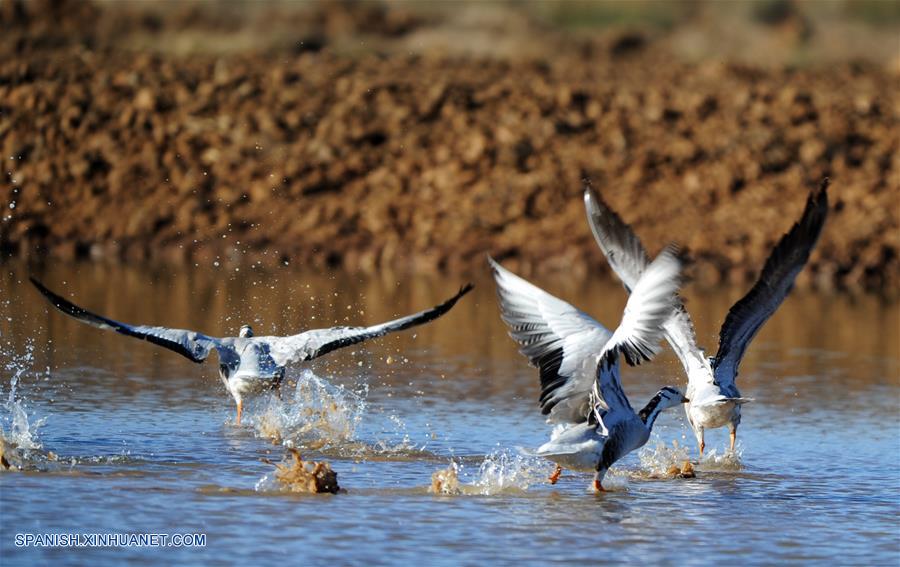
[490,247,688,491]
[31,278,473,424]
[584,178,829,455]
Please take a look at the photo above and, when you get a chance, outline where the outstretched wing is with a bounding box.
[604,245,683,367]
[265,284,473,366]
[584,187,649,292]
[584,187,716,387]
[488,257,612,425]
[713,179,830,388]
[593,246,682,413]
[30,277,220,363]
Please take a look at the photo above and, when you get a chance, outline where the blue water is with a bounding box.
[1,264,898,565]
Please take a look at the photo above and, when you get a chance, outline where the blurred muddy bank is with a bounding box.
[1,1,898,291]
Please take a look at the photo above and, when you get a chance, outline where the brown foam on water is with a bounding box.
[666,461,696,479]
[264,448,341,494]
[429,462,461,495]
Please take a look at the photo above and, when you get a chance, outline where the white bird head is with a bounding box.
[238,324,254,338]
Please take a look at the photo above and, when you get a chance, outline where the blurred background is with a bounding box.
[1,0,898,292]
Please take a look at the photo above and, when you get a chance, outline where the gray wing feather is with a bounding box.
[584,187,716,386]
[488,256,612,425]
[584,187,648,292]
[604,246,682,367]
[266,284,472,366]
[592,246,682,418]
[30,278,220,363]
[713,179,829,387]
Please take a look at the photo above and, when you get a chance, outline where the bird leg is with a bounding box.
[235,400,243,425]
[274,369,286,401]
[548,464,562,484]
[591,470,606,493]
[729,425,737,453]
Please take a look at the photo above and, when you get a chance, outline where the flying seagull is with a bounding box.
[31,278,473,424]
[584,178,829,455]
[490,246,688,491]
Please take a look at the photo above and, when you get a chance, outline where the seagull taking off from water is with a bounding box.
[490,246,688,492]
[31,278,473,424]
[584,179,829,456]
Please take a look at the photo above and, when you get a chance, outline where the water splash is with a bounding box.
[697,447,744,471]
[254,470,280,492]
[591,468,631,491]
[471,449,550,494]
[638,439,742,477]
[2,399,46,452]
[253,369,367,449]
[430,449,552,495]
[638,440,693,478]
[366,411,421,456]
[251,368,436,462]
[1,339,50,470]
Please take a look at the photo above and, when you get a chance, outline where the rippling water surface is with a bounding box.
[2,263,898,564]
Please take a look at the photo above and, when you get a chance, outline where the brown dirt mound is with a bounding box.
[1,1,897,292]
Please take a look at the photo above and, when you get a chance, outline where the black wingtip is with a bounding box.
[660,242,682,259]
[600,348,620,371]
[29,276,64,308]
[436,283,474,313]
[808,177,829,214]
[711,178,830,373]
[800,177,830,238]
[619,341,655,367]
[28,277,93,322]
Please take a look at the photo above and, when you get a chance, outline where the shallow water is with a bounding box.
[1,262,898,565]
